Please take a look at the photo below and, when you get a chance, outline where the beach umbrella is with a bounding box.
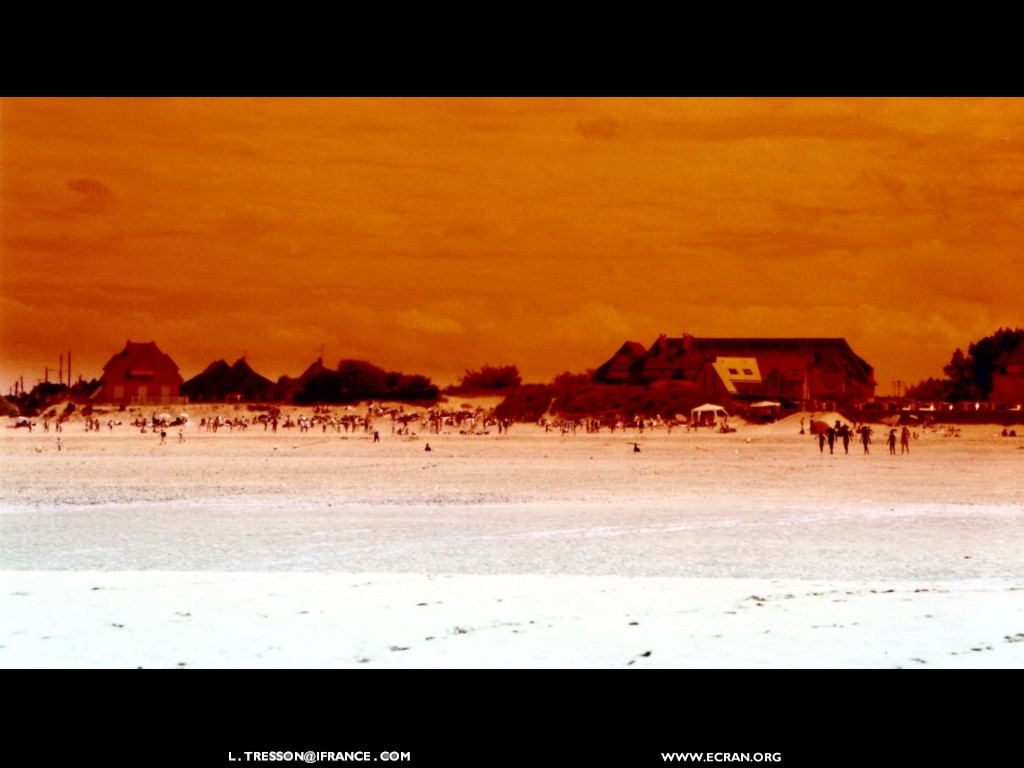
[809,419,832,435]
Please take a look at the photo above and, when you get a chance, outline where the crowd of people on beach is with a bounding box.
[807,419,918,456]
[537,414,723,435]
[14,402,1024,457]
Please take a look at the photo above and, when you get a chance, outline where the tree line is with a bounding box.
[6,331,1022,419]
[907,327,1024,402]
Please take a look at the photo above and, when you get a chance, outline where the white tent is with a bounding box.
[691,403,729,426]
[748,400,781,423]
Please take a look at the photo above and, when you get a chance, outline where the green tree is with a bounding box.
[968,327,1024,396]
[940,328,1024,401]
[452,364,521,392]
[905,377,950,402]
[942,348,974,402]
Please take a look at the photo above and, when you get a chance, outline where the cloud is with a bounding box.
[66,178,117,213]
[394,309,463,335]
[575,118,624,141]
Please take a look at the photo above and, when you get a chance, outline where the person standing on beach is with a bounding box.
[900,426,911,454]
[887,429,897,454]
[827,426,836,454]
[840,425,851,454]
[818,432,826,453]
[57,436,62,452]
[860,426,871,454]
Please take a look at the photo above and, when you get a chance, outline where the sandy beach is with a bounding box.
[2,406,1022,671]
[9,95,1024,767]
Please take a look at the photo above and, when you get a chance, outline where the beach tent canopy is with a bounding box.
[691,403,729,424]
[692,403,729,415]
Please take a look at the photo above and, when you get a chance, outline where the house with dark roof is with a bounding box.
[592,333,876,407]
[273,358,334,403]
[100,341,184,405]
[181,357,276,402]
[990,342,1024,406]
[592,341,648,383]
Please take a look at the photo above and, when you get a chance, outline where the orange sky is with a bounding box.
[2,97,1022,394]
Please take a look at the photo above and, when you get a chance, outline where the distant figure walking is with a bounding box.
[373,430,380,443]
[860,427,871,454]
[818,432,826,453]
[887,429,897,455]
[826,427,836,454]
[840,425,851,454]
[900,426,910,454]
[57,437,62,452]
[424,443,431,452]
[178,429,185,443]
[160,429,167,445]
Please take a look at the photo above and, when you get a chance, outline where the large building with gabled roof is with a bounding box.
[99,340,185,405]
[592,333,876,407]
